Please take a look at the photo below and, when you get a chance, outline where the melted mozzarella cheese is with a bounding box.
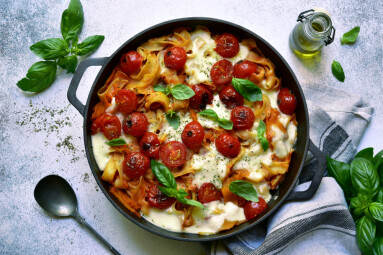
[185,201,246,234]
[91,133,111,170]
[191,143,231,188]
[148,111,193,142]
[185,29,249,85]
[272,123,297,159]
[142,207,183,232]
[198,94,231,129]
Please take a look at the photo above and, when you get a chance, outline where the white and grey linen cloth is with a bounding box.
[202,83,374,255]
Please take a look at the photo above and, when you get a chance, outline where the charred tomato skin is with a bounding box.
[146,184,176,209]
[139,132,160,159]
[91,114,122,140]
[219,85,244,109]
[122,112,149,137]
[164,47,187,70]
[215,133,241,158]
[181,121,205,150]
[120,51,142,74]
[198,183,223,204]
[231,106,255,130]
[123,152,150,179]
[189,84,214,111]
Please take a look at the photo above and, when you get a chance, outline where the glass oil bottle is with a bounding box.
[289,9,335,57]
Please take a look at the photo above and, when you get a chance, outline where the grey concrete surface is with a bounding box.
[0,0,382,254]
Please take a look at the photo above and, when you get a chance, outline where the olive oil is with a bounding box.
[289,10,334,57]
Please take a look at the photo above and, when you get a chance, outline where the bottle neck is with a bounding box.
[303,12,332,40]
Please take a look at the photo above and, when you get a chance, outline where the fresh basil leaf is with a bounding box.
[105,138,126,146]
[341,26,360,45]
[175,189,205,209]
[376,187,383,203]
[57,55,78,73]
[373,150,383,167]
[158,185,177,198]
[356,147,374,161]
[170,84,195,100]
[356,216,376,254]
[61,0,84,43]
[150,160,177,190]
[373,237,383,255]
[351,158,380,197]
[326,156,356,197]
[154,84,170,95]
[30,38,69,60]
[259,137,269,151]
[198,109,219,121]
[229,180,259,202]
[77,35,105,56]
[377,222,383,238]
[17,61,57,92]
[369,203,383,222]
[331,60,345,82]
[257,120,269,152]
[165,111,180,130]
[217,118,233,130]
[232,78,262,102]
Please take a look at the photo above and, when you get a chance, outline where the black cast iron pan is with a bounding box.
[67,17,326,242]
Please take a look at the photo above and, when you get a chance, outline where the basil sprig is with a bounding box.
[341,26,360,45]
[154,84,195,100]
[105,138,126,146]
[257,120,269,151]
[331,60,345,82]
[327,147,383,254]
[165,110,180,130]
[231,78,262,102]
[198,109,233,130]
[150,160,205,209]
[17,0,104,92]
[229,180,259,202]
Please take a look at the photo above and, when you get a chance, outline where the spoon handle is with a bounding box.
[73,212,121,255]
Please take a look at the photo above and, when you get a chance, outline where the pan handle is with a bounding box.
[286,139,326,201]
[67,57,109,117]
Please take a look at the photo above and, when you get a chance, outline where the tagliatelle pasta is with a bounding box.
[90,27,298,234]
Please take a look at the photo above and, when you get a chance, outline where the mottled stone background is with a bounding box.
[0,0,382,254]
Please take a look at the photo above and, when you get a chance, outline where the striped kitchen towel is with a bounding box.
[202,83,374,255]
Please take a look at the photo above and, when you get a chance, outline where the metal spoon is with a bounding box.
[34,175,121,255]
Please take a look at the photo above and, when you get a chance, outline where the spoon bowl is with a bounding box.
[34,175,121,255]
[34,175,77,217]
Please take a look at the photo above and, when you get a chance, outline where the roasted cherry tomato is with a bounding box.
[160,141,187,168]
[214,33,240,58]
[233,60,257,78]
[181,121,205,150]
[277,88,297,115]
[243,197,268,220]
[219,85,244,109]
[197,183,223,204]
[231,106,255,130]
[115,89,137,115]
[189,84,214,111]
[123,152,150,179]
[122,112,149,137]
[139,132,160,159]
[146,184,176,209]
[215,133,241,158]
[120,51,142,74]
[91,114,122,140]
[164,47,187,70]
[210,59,233,85]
